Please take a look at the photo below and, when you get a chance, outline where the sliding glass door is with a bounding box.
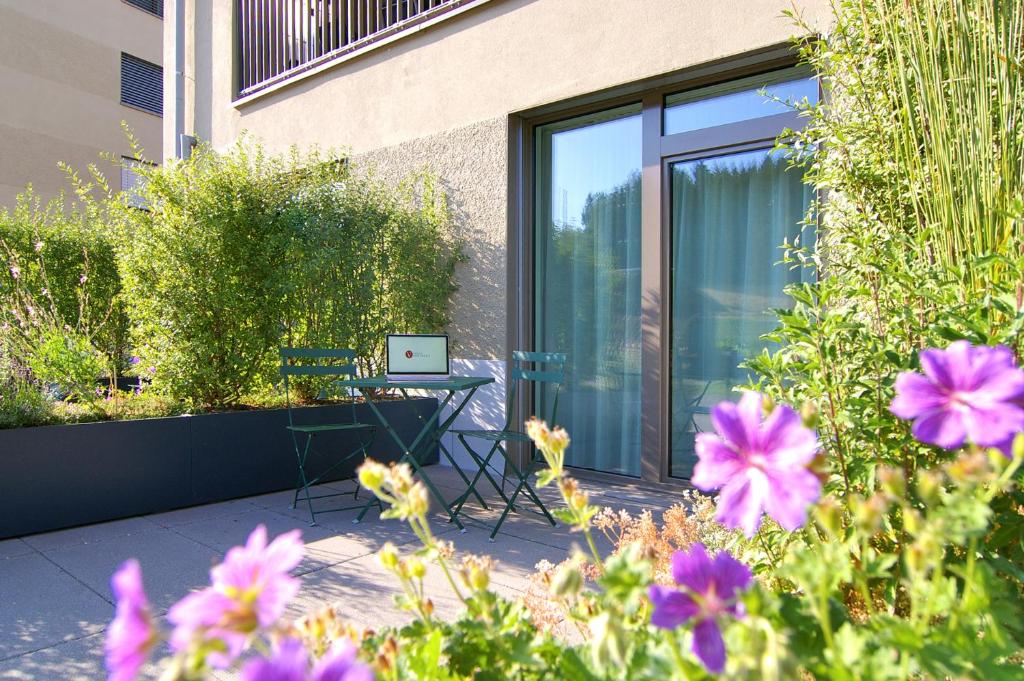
[534,105,643,476]
[527,66,818,482]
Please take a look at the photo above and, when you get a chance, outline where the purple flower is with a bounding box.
[891,341,1024,454]
[168,525,303,667]
[311,640,374,681]
[146,366,156,376]
[105,560,156,681]
[692,392,821,537]
[242,639,373,681]
[129,356,141,366]
[242,638,307,681]
[648,543,752,674]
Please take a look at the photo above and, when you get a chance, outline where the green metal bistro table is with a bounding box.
[336,375,494,531]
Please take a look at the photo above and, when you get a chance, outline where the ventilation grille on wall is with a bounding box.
[120,53,163,116]
[125,0,164,18]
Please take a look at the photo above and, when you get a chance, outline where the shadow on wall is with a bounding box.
[351,116,510,361]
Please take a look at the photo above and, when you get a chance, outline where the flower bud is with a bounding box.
[550,561,583,597]
[916,469,943,506]
[853,493,888,534]
[800,400,820,429]
[378,542,399,570]
[589,612,626,667]
[358,461,386,491]
[458,555,493,593]
[406,483,429,518]
[815,497,843,537]
[761,393,777,416]
[877,466,905,500]
[946,451,992,486]
[902,508,922,536]
[407,556,426,579]
[423,598,434,616]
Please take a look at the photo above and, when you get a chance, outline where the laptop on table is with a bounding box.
[386,334,450,382]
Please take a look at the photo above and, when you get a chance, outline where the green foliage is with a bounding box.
[0,184,128,384]
[282,165,461,397]
[116,139,461,408]
[0,349,54,429]
[26,327,106,401]
[114,140,298,408]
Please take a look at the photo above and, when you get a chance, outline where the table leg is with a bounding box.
[353,391,466,530]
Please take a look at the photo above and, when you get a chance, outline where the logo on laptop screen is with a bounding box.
[405,350,413,358]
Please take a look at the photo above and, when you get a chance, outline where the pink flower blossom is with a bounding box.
[9,265,20,279]
[692,392,820,537]
[168,525,303,667]
[105,560,156,681]
[648,543,752,674]
[891,341,1024,454]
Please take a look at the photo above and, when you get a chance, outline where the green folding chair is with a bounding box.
[451,350,566,540]
[280,347,378,525]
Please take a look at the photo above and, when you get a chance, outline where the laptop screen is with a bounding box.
[386,334,449,375]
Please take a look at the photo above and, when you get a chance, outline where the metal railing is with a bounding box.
[237,0,467,97]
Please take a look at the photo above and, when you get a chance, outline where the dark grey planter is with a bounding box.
[0,397,438,539]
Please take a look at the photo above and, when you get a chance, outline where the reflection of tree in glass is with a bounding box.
[670,150,813,414]
[543,170,641,391]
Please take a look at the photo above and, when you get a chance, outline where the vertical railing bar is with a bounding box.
[307,0,313,62]
[290,0,297,68]
[279,0,286,74]
[239,0,247,90]
[255,0,262,85]
[346,0,352,45]
[271,0,278,77]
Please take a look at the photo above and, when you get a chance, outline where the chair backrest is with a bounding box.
[279,347,359,426]
[505,350,567,431]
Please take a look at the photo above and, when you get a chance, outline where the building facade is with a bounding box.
[169,0,832,485]
[0,0,165,209]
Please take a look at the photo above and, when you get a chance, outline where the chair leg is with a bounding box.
[297,435,317,526]
[452,436,512,518]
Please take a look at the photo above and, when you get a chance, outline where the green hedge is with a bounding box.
[0,140,462,417]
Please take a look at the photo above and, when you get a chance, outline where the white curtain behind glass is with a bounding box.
[669,149,814,478]
[535,111,643,477]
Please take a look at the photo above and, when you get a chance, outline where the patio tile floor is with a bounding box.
[0,465,682,680]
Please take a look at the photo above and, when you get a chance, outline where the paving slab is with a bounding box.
[0,553,111,661]
[0,539,33,561]
[40,526,221,615]
[21,516,159,553]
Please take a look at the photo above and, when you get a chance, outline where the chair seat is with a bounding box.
[452,428,530,442]
[287,423,375,434]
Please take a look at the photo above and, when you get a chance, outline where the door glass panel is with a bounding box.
[664,74,818,135]
[670,149,814,478]
[534,105,642,477]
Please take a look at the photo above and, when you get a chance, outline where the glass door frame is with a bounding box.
[508,47,814,486]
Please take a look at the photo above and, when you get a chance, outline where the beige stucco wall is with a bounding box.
[0,0,163,210]
[174,0,833,358]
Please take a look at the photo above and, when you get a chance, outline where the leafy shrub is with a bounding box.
[114,140,297,408]
[282,166,461,398]
[0,185,128,389]
[0,349,54,429]
[117,141,461,408]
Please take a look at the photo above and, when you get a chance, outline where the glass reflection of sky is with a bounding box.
[549,113,641,230]
[664,78,818,135]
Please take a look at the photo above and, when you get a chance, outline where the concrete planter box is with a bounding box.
[0,398,438,539]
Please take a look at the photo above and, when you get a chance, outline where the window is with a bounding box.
[124,0,164,18]
[120,53,163,116]
[525,65,818,483]
[121,158,153,210]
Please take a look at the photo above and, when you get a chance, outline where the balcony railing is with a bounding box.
[237,0,470,97]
